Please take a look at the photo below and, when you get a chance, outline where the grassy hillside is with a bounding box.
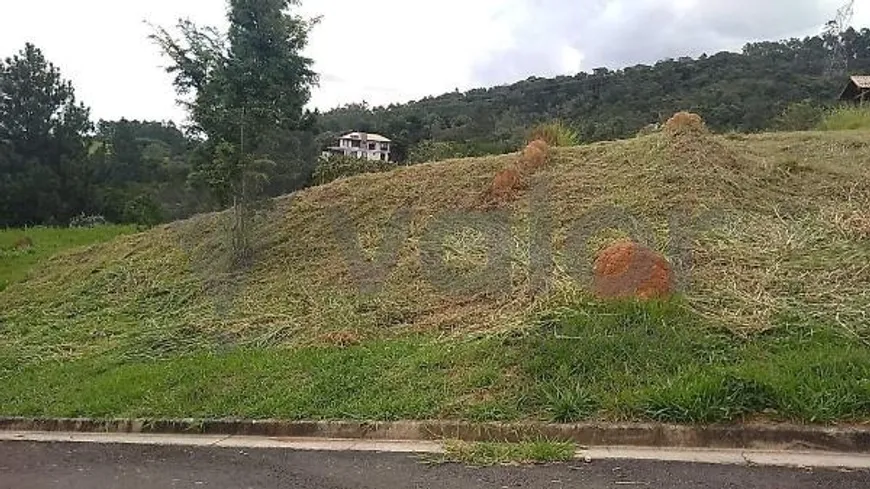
[1,128,869,423]
[0,226,136,292]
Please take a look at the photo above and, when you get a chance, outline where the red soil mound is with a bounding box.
[487,166,525,202]
[593,241,675,300]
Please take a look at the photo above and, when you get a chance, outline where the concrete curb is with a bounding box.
[3,431,870,469]
[1,418,869,453]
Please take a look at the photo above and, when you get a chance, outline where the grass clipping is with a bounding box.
[436,441,576,466]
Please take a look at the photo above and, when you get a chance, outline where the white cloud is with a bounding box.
[300,0,513,110]
[472,0,857,85]
[0,0,867,123]
[0,0,227,123]
[560,46,585,74]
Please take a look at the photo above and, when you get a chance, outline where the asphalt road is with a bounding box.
[0,441,868,489]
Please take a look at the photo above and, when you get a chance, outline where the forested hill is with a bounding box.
[318,29,870,161]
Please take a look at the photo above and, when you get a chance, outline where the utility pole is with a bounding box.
[824,0,855,77]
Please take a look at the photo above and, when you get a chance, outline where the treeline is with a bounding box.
[0,43,318,228]
[3,24,870,227]
[319,28,870,161]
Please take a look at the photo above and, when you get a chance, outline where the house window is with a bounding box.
[351,140,361,148]
[380,143,389,151]
[380,153,386,161]
[368,142,376,150]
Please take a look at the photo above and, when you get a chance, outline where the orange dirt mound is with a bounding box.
[664,111,708,138]
[593,241,675,300]
[487,166,525,202]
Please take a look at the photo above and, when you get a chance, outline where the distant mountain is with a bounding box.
[318,28,870,161]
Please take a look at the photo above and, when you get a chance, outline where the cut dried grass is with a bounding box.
[1,130,869,364]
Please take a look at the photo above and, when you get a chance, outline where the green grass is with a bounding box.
[1,298,867,424]
[436,440,576,466]
[528,120,579,146]
[0,226,136,292]
[818,105,870,131]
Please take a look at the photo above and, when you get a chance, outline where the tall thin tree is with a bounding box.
[152,0,318,263]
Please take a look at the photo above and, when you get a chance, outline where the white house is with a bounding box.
[325,132,392,162]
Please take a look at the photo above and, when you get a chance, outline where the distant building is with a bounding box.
[324,132,392,162]
[838,75,870,104]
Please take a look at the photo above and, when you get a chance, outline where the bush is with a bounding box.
[407,140,467,163]
[818,105,870,131]
[123,194,164,227]
[776,100,825,131]
[312,155,396,186]
[528,121,579,147]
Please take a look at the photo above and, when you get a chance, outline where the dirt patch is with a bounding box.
[13,237,33,250]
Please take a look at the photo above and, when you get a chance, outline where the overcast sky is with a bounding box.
[1,0,868,123]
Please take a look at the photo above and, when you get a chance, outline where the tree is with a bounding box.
[89,119,201,224]
[0,43,93,226]
[152,0,319,263]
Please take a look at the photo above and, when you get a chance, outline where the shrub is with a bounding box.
[312,155,396,185]
[528,121,579,147]
[818,105,870,131]
[123,194,164,227]
[776,100,825,131]
[407,140,467,163]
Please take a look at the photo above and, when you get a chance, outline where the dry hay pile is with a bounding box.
[517,139,550,174]
[663,111,708,139]
[654,111,756,210]
[661,111,742,166]
[662,111,715,161]
[593,241,675,300]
